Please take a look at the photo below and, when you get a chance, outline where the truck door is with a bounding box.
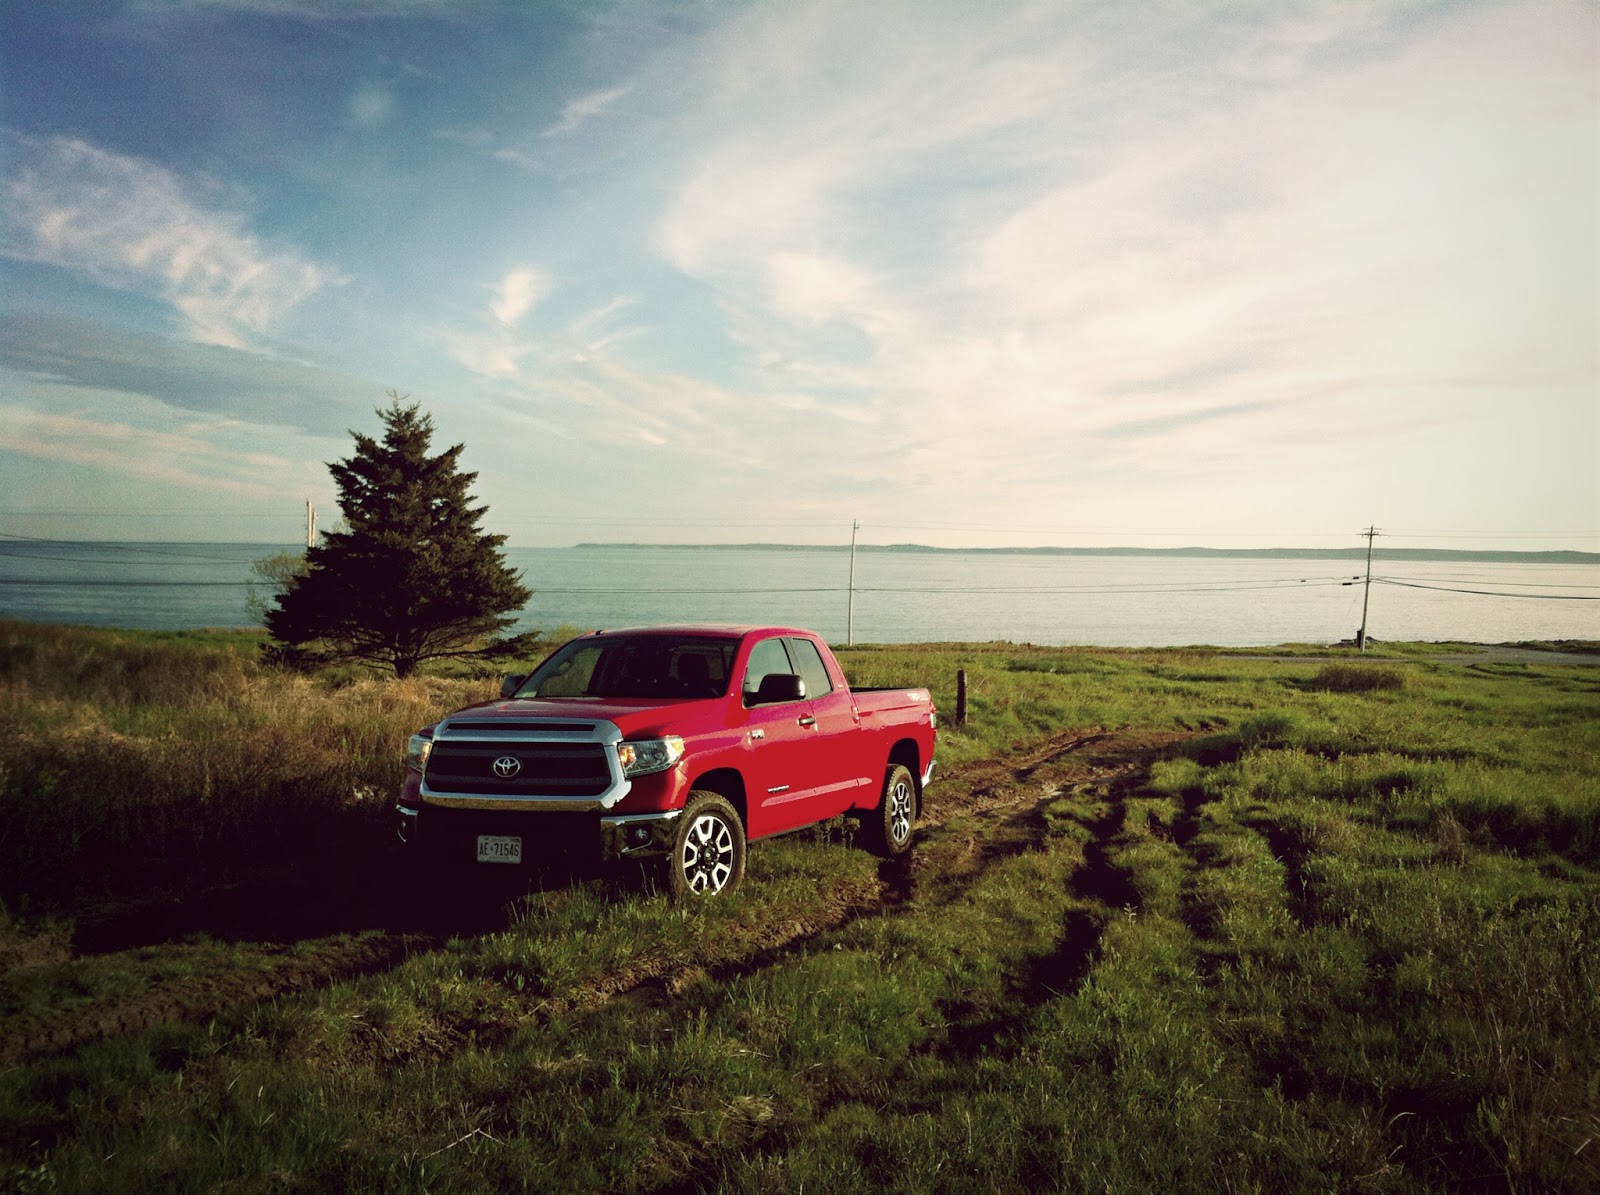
[784,635,871,818]
[739,635,822,838]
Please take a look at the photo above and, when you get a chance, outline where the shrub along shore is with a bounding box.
[0,621,1596,1191]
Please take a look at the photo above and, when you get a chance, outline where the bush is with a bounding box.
[1310,664,1406,692]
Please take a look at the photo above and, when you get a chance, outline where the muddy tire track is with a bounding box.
[898,728,1183,912]
[560,730,1141,1026]
[308,728,1189,1075]
[609,730,1194,1184]
[2,729,1194,1071]
[927,744,1165,1068]
[1242,817,1319,931]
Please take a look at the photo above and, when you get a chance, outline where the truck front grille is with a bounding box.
[425,742,612,797]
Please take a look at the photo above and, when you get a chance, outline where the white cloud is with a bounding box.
[0,395,316,497]
[440,265,554,377]
[568,296,637,342]
[636,0,1596,513]
[444,272,651,381]
[652,3,1080,280]
[508,350,745,454]
[441,326,533,380]
[657,150,839,277]
[346,83,396,128]
[490,265,550,326]
[543,83,635,138]
[15,1,1588,545]
[492,147,543,171]
[2,136,344,349]
[0,313,380,435]
[767,251,877,326]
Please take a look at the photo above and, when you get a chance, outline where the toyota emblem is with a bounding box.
[492,755,522,779]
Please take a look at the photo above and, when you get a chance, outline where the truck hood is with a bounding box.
[438,696,720,740]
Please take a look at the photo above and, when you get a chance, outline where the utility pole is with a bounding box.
[1357,525,1379,650]
[847,520,859,646]
[306,500,317,549]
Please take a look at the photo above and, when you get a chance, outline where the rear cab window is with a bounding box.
[784,636,834,698]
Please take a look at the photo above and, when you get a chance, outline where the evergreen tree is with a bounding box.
[266,395,532,677]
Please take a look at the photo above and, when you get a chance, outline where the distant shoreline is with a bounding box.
[4,539,1594,566]
[572,543,1599,565]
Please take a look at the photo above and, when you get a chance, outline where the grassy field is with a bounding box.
[0,621,1596,1192]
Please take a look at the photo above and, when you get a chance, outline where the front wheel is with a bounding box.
[665,792,747,900]
[862,764,917,857]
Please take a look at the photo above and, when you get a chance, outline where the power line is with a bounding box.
[0,511,302,521]
[1379,529,1600,539]
[0,576,1361,596]
[0,535,272,564]
[516,579,1358,597]
[14,577,1580,599]
[1372,572,1600,589]
[0,579,253,588]
[1373,578,1600,601]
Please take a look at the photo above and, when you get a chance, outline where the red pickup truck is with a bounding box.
[396,625,937,897]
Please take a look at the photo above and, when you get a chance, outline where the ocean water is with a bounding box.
[1,541,1596,648]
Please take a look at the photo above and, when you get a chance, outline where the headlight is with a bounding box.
[406,733,434,773]
[616,736,685,777]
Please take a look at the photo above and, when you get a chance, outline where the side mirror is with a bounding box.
[752,672,806,705]
[500,673,527,699]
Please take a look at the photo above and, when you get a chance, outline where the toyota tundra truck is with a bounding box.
[396,625,937,897]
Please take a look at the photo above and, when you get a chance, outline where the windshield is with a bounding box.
[515,634,738,700]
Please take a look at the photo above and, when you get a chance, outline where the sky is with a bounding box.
[0,0,1595,551]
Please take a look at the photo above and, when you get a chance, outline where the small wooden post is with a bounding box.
[955,669,968,728]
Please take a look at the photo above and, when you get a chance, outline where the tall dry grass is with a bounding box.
[0,622,496,914]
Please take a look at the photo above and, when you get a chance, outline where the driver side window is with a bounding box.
[742,637,796,706]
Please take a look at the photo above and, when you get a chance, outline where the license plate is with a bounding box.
[476,835,522,864]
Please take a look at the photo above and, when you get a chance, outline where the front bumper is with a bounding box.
[396,711,694,864]
[395,802,681,862]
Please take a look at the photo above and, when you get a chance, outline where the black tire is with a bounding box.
[863,764,917,857]
[665,792,747,899]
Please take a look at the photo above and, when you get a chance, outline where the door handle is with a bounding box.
[798,715,817,727]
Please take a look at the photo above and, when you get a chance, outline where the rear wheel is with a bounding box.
[862,764,917,856]
[665,792,746,899]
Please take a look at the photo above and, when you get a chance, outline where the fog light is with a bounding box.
[629,825,652,846]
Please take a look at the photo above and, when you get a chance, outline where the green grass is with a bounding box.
[0,623,1596,1192]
